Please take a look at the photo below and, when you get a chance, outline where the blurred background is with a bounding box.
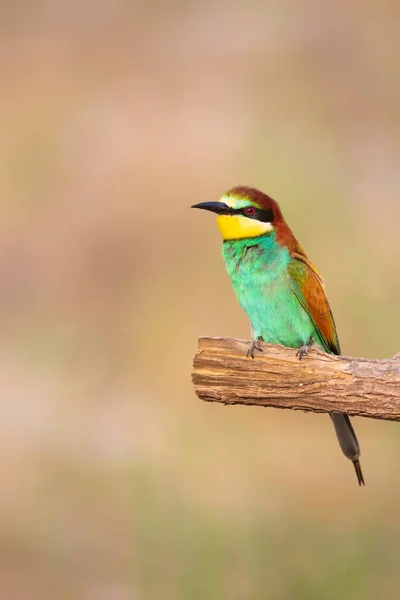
[1,1,400,598]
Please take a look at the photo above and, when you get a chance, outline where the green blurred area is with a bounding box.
[1,1,400,598]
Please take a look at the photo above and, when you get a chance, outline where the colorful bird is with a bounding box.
[192,186,364,486]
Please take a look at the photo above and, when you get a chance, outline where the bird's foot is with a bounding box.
[296,337,314,361]
[247,336,264,359]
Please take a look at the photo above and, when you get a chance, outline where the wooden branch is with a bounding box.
[192,337,400,421]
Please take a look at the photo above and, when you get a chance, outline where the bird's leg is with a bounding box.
[296,336,314,360]
[247,336,264,359]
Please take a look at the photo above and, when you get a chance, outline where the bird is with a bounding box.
[192,185,364,486]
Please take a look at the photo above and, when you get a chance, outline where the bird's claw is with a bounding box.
[247,336,264,359]
[296,337,314,361]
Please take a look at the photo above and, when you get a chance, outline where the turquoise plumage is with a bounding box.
[223,233,315,348]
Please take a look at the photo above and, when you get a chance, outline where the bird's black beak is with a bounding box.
[191,202,232,215]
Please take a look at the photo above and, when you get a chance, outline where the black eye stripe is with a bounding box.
[241,207,274,223]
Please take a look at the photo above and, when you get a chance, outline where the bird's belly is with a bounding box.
[234,280,315,348]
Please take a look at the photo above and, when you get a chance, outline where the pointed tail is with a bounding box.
[330,413,365,486]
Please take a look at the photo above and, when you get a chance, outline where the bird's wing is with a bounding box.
[288,250,341,355]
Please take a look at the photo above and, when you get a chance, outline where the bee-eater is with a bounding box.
[192,186,364,486]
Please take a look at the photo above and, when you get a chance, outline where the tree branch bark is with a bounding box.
[192,337,400,421]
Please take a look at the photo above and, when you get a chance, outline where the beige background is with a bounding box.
[1,1,400,598]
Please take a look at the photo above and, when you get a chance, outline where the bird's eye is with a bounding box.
[245,206,255,216]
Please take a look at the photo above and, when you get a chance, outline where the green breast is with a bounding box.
[222,233,315,348]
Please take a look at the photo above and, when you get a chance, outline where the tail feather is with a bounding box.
[352,459,365,486]
[330,413,365,486]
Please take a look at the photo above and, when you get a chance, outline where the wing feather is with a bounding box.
[289,251,341,355]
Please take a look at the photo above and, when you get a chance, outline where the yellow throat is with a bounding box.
[216,214,273,240]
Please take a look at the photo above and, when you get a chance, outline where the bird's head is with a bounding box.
[192,186,284,241]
